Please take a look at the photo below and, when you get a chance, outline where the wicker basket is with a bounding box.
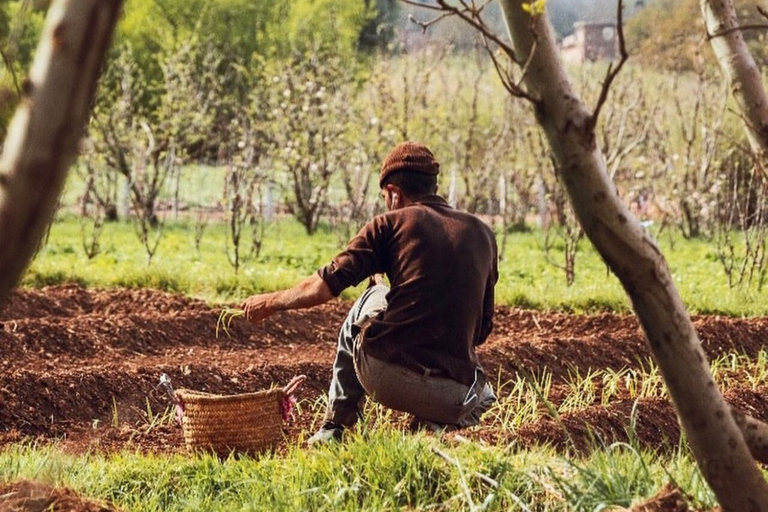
[175,376,305,457]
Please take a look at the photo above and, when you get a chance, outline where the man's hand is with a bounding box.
[238,274,334,325]
[240,294,277,324]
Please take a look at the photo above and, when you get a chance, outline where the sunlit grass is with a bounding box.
[24,215,768,316]
[710,349,768,391]
[0,430,720,512]
[4,344,766,510]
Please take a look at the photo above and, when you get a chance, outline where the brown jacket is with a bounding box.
[318,195,498,386]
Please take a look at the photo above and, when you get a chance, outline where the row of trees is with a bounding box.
[0,0,391,140]
[68,37,767,286]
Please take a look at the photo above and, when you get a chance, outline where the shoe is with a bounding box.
[409,417,458,434]
[307,422,344,445]
[456,383,496,428]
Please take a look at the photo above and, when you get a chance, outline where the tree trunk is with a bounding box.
[0,0,122,303]
[702,0,768,166]
[497,1,768,508]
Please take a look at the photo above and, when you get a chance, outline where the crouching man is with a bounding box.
[241,141,498,443]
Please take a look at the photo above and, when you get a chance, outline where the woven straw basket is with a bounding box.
[175,376,305,457]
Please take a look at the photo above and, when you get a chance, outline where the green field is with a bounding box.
[25,214,768,316]
[0,430,720,511]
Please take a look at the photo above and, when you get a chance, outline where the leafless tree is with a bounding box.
[542,167,585,287]
[76,140,120,221]
[221,114,265,273]
[90,40,221,265]
[268,52,357,235]
[193,209,208,255]
[80,212,104,261]
[714,149,768,289]
[671,70,727,239]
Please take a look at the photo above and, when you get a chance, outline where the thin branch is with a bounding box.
[407,11,453,33]
[515,20,539,93]
[0,46,21,95]
[727,105,764,143]
[707,23,768,40]
[401,0,544,104]
[435,0,521,65]
[587,0,629,132]
[479,33,539,104]
[474,0,495,16]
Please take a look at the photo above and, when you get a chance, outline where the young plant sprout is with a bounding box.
[216,307,245,338]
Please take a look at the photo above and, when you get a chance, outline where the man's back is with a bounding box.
[319,194,498,386]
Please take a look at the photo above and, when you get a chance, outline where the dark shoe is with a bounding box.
[457,383,496,428]
[307,422,344,445]
[409,417,458,434]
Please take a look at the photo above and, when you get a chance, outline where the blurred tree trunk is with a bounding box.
[497,0,768,508]
[702,0,768,169]
[0,0,122,303]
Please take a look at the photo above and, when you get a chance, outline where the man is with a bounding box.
[241,141,498,443]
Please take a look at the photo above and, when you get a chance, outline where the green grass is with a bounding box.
[23,215,768,315]
[3,361,764,510]
[0,429,720,512]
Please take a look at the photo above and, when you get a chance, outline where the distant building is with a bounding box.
[560,22,618,64]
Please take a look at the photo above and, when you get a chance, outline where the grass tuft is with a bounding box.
[215,308,245,338]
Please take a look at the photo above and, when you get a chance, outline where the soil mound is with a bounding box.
[0,479,119,512]
[1,284,768,455]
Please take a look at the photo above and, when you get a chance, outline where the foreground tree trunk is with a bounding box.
[497,1,768,508]
[702,0,768,167]
[0,0,122,304]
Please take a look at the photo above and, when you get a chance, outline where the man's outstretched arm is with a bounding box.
[240,274,335,324]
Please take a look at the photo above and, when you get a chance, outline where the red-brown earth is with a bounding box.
[0,479,120,512]
[1,284,767,460]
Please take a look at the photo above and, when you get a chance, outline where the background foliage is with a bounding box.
[1,0,768,310]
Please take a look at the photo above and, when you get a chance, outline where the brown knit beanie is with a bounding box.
[379,141,439,187]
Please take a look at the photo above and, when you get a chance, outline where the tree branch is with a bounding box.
[402,0,542,104]
[732,407,768,465]
[707,23,768,40]
[479,33,539,103]
[587,0,629,133]
[400,0,444,11]
[402,0,521,65]
[407,11,453,33]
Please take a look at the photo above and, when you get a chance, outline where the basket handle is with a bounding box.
[283,375,307,395]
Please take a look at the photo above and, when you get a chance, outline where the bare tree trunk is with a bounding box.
[497,1,768,508]
[702,0,768,166]
[0,0,122,303]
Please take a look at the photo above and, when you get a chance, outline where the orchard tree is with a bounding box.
[405,0,768,507]
[628,0,768,72]
[267,52,358,235]
[0,0,122,302]
[702,0,768,174]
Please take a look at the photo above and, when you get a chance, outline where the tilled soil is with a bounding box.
[1,284,768,457]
